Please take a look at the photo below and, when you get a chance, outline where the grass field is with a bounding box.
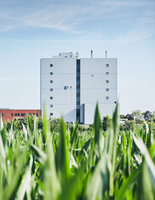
[0,104,155,200]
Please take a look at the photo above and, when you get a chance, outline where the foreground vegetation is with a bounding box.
[0,105,155,200]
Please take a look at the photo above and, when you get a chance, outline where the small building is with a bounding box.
[0,109,41,122]
[40,52,117,124]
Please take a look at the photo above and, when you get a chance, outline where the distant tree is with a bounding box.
[143,110,152,121]
[132,110,142,120]
[120,121,135,131]
[152,111,155,121]
[125,114,134,121]
[120,114,125,119]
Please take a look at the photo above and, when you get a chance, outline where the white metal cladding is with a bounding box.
[80,58,117,124]
[40,57,76,122]
[40,54,117,124]
[81,89,117,104]
[83,104,116,124]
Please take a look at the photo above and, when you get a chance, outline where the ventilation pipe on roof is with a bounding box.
[105,51,107,58]
[91,50,93,58]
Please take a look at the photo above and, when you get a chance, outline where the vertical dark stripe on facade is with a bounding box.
[76,59,80,122]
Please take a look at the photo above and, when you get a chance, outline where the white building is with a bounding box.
[40,52,117,124]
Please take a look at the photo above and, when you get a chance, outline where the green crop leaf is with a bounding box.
[71,120,79,150]
[30,144,47,163]
[93,103,104,159]
[3,148,26,200]
[109,104,119,196]
[137,160,154,200]
[57,118,71,183]
[86,152,109,200]
[115,168,140,200]
[16,155,33,200]
[44,135,60,200]
[133,135,155,190]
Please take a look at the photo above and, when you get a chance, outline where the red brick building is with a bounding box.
[0,109,41,122]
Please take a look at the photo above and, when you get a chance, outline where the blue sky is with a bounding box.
[0,0,155,114]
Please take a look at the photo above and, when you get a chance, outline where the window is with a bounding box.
[77,72,80,77]
[2,113,4,117]
[50,80,53,83]
[106,80,109,83]
[33,113,38,116]
[106,72,109,75]
[77,68,80,73]
[50,96,53,100]
[50,72,53,75]
[77,80,80,84]
[21,113,25,116]
[106,88,109,91]
[106,64,109,67]
[11,113,13,116]
[50,64,53,67]
[76,101,80,105]
[50,105,53,108]
[77,88,80,93]
[70,86,72,89]
[50,113,53,116]
[15,113,20,116]
[76,93,80,97]
[76,109,80,121]
[50,88,53,91]
[106,96,109,100]
[77,77,80,81]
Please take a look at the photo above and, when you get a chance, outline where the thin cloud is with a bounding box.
[0,0,140,32]
[97,0,155,7]
[0,0,154,41]
[0,77,16,81]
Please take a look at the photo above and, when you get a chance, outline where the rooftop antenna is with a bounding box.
[75,52,79,58]
[91,50,93,58]
[105,51,107,58]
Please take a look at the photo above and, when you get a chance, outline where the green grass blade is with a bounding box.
[115,168,140,200]
[133,135,155,190]
[93,103,103,159]
[16,156,33,200]
[57,118,70,183]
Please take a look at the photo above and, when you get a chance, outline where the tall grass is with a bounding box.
[0,104,155,200]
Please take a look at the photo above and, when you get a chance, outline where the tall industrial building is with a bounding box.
[40,52,117,124]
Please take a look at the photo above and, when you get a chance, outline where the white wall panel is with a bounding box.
[84,103,116,124]
[43,104,76,122]
[81,58,117,74]
[41,58,76,74]
[40,57,76,120]
[80,57,117,124]
[81,74,117,89]
[81,88,117,104]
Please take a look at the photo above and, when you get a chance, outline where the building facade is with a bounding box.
[0,109,41,122]
[40,52,117,124]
